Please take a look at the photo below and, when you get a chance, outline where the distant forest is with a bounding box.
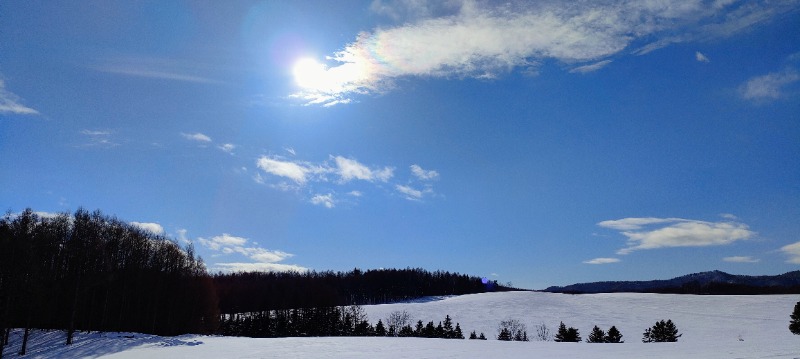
[0,208,511,344]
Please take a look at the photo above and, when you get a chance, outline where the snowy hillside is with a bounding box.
[4,292,799,358]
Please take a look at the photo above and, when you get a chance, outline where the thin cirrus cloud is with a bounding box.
[181,132,212,143]
[583,257,621,265]
[92,56,224,85]
[255,154,439,206]
[292,0,796,106]
[197,233,306,272]
[723,256,760,263]
[0,78,39,115]
[597,217,756,255]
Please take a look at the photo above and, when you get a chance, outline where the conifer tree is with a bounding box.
[469,330,478,339]
[454,323,464,339]
[790,301,800,335]
[587,325,605,343]
[554,322,581,342]
[605,326,624,343]
[497,327,512,341]
[375,319,387,336]
[643,319,681,342]
[478,332,487,340]
[554,322,568,342]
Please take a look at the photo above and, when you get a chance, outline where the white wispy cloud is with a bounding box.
[197,232,304,272]
[570,60,613,74]
[780,241,800,264]
[583,257,621,265]
[181,132,212,143]
[293,0,796,105]
[334,156,394,182]
[695,51,710,63]
[740,67,799,100]
[395,184,424,201]
[723,256,760,263]
[93,56,224,85]
[256,156,313,185]
[311,193,336,208]
[79,129,119,148]
[598,217,755,255]
[0,79,39,115]
[218,143,236,154]
[410,164,439,180]
[254,153,439,205]
[130,221,165,235]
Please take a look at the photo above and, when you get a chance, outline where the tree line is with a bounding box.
[0,209,219,356]
[213,268,508,314]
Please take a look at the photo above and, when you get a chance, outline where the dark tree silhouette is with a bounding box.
[643,319,681,342]
[587,325,605,343]
[605,326,624,343]
[790,301,800,335]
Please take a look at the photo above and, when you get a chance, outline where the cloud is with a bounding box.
[293,0,796,105]
[181,132,212,143]
[256,156,311,185]
[0,79,39,115]
[396,184,424,201]
[780,241,800,264]
[598,217,756,255]
[130,221,165,235]
[197,232,303,272]
[410,164,439,180]
[570,60,613,74]
[218,143,236,154]
[80,129,119,148]
[739,67,799,100]
[695,51,710,63]
[254,153,438,205]
[334,156,393,182]
[311,193,336,208]
[93,56,224,84]
[723,256,760,263]
[583,257,621,265]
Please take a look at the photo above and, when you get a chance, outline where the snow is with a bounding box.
[3,292,799,358]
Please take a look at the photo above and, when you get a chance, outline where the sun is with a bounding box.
[292,57,330,90]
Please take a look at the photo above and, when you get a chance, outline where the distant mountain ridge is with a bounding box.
[545,270,800,294]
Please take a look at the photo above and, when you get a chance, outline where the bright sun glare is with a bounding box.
[292,57,329,90]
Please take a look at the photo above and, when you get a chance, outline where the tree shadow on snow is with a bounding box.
[2,329,204,358]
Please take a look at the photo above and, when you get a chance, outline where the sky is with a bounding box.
[1,0,799,289]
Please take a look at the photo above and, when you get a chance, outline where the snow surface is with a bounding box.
[3,292,799,358]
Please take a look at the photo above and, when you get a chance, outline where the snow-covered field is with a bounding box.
[4,292,799,358]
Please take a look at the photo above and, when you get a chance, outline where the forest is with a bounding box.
[0,208,510,349]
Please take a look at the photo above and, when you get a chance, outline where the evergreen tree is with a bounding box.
[374,319,387,336]
[554,322,581,342]
[643,319,681,342]
[478,332,487,340]
[442,315,454,338]
[587,325,605,343]
[423,321,436,338]
[790,301,800,335]
[469,330,478,340]
[414,320,424,337]
[398,324,414,337]
[605,326,624,343]
[454,323,464,339]
[497,327,512,341]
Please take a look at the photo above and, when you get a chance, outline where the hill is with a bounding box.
[544,270,800,294]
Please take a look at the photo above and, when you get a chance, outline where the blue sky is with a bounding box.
[1,0,799,289]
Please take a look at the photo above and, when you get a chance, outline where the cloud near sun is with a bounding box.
[597,217,756,255]
[291,0,795,106]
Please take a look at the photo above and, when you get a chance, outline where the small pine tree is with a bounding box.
[375,319,387,336]
[478,332,487,340]
[414,320,424,337]
[554,322,568,342]
[399,324,414,337]
[587,325,605,343]
[497,327,512,341]
[790,301,800,335]
[469,330,478,340]
[443,315,455,338]
[454,323,465,339]
[605,326,624,343]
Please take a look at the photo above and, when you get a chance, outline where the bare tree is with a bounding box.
[535,322,552,341]
[386,310,411,337]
